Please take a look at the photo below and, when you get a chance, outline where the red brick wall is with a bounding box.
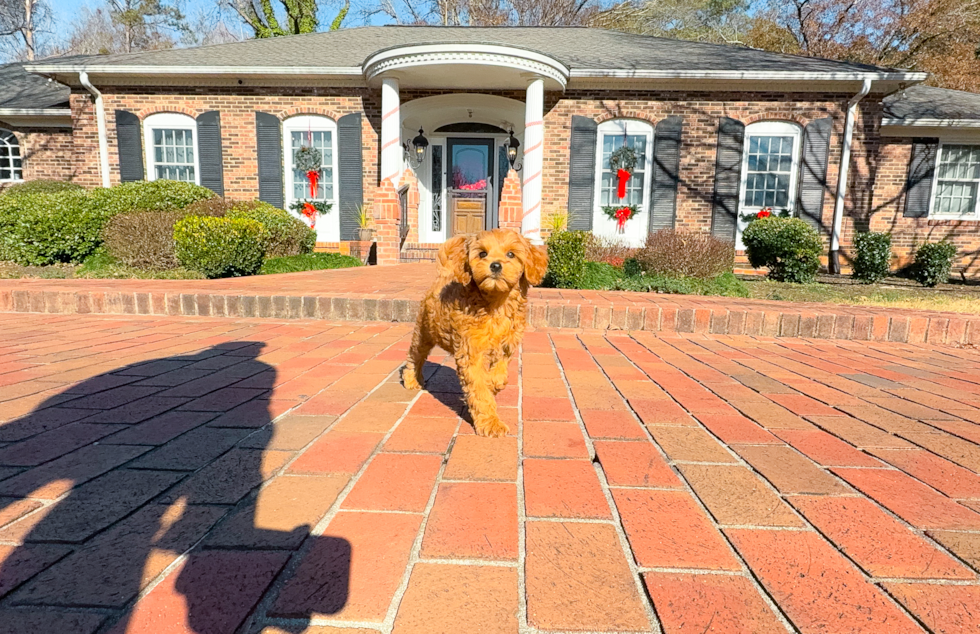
[0,122,75,191]
[68,87,381,204]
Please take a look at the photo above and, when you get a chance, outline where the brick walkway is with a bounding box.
[1,314,980,633]
[4,264,980,344]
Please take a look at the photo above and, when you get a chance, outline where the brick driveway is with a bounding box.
[1,314,980,633]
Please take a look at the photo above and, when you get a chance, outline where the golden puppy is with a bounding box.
[403,229,549,437]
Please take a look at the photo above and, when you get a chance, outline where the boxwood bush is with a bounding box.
[852,231,892,284]
[743,217,822,283]
[0,180,216,265]
[227,201,315,257]
[910,241,957,287]
[174,216,266,278]
[544,230,588,289]
[1,179,83,197]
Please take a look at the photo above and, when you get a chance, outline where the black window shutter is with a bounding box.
[567,115,598,231]
[114,110,144,183]
[904,138,939,218]
[649,116,683,233]
[796,117,833,235]
[255,112,283,208]
[196,111,224,196]
[337,112,364,241]
[710,117,745,242]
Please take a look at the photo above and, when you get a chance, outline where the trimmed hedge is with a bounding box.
[743,217,822,283]
[0,180,216,265]
[1,179,83,197]
[174,216,266,278]
[227,201,315,257]
[544,230,588,289]
[910,241,957,287]
[852,232,892,284]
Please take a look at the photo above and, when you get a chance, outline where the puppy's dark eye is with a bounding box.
[479,251,488,258]
[507,251,515,258]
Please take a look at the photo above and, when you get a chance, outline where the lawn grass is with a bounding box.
[259,252,362,275]
[745,276,980,314]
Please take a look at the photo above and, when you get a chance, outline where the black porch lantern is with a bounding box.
[405,127,428,167]
[507,129,522,169]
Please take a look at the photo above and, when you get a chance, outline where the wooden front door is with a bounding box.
[448,138,494,236]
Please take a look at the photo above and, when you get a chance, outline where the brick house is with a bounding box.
[10,26,980,275]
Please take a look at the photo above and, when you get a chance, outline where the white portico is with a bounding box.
[363,44,569,245]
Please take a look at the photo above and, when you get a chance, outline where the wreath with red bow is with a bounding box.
[295,145,323,198]
[602,205,638,230]
[609,144,638,200]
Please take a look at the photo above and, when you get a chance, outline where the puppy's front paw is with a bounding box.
[475,416,509,438]
[402,367,423,391]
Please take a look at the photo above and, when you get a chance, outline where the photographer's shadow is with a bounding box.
[0,342,350,633]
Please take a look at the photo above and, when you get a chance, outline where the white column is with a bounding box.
[522,77,545,244]
[380,77,402,186]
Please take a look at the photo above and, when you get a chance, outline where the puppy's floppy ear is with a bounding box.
[521,236,549,286]
[437,235,471,285]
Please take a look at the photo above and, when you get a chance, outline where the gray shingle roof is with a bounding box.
[884,85,980,123]
[0,62,69,109]
[26,26,908,75]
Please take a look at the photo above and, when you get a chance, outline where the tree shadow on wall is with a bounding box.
[0,342,349,634]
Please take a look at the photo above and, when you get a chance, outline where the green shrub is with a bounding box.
[0,191,108,265]
[579,261,623,290]
[852,232,892,284]
[742,217,822,283]
[1,179,83,197]
[910,241,957,287]
[0,180,216,265]
[174,216,266,278]
[623,257,642,278]
[544,230,588,289]
[260,252,362,274]
[227,201,315,258]
[613,272,749,297]
[637,230,734,278]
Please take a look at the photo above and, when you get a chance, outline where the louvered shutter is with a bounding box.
[255,112,283,208]
[115,110,144,183]
[710,117,745,241]
[649,116,683,233]
[196,111,224,196]
[904,138,939,218]
[337,113,364,241]
[566,115,598,231]
[796,117,833,235]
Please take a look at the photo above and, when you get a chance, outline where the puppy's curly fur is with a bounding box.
[403,229,549,437]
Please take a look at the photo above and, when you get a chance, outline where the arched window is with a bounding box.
[592,119,654,246]
[283,115,339,241]
[736,120,802,247]
[143,113,199,184]
[0,129,23,182]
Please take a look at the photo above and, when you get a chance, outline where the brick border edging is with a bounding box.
[4,287,980,345]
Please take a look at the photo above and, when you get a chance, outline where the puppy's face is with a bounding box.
[461,229,549,295]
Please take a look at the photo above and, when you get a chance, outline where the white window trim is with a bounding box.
[0,128,24,183]
[283,115,340,242]
[591,119,655,246]
[143,113,200,185]
[736,120,803,248]
[927,139,980,220]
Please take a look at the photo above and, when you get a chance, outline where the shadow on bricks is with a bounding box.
[0,342,350,634]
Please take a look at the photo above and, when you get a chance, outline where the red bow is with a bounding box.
[301,202,317,228]
[757,209,771,218]
[616,169,631,199]
[306,169,320,198]
[615,206,631,230]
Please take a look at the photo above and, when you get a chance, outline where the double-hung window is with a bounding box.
[143,113,199,184]
[931,143,980,218]
[736,121,802,248]
[0,129,23,182]
[283,115,339,241]
[592,119,654,245]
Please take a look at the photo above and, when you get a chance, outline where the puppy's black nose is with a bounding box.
[490,261,502,274]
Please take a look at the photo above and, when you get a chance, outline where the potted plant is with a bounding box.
[353,204,373,241]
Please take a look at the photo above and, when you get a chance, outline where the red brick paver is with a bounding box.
[1,313,980,633]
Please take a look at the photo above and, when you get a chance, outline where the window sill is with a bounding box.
[926,217,980,226]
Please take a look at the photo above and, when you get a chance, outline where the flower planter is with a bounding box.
[358,228,374,242]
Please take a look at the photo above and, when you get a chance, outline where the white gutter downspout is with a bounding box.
[78,71,110,188]
[829,78,872,274]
